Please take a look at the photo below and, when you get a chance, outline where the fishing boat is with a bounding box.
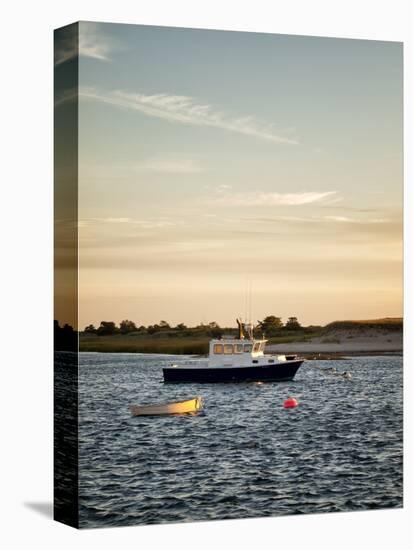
[163,319,304,383]
[129,396,202,416]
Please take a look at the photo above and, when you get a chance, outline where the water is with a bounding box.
[77,353,403,528]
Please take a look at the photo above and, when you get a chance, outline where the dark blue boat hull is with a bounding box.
[163,360,303,383]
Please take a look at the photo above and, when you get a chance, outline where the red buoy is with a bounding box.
[283,397,298,409]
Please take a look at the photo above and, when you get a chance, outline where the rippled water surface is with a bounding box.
[78,353,402,528]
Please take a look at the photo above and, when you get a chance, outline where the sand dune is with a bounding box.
[266,326,402,354]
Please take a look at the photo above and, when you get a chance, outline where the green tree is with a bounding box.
[285,317,301,330]
[84,324,97,334]
[175,323,187,331]
[97,321,118,335]
[119,319,138,334]
[257,315,283,335]
[207,321,222,338]
[147,325,158,334]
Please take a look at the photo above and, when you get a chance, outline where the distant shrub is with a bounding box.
[323,318,402,333]
[97,321,119,336]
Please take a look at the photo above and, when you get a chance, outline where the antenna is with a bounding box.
[249,279,253,327]
[242,278,253,337]
[244,279,248,325]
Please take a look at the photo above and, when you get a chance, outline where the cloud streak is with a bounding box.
[79,87,298,145]
[213,191,338,206]
[79,22,113,61]
[323,215,389,224]
[54,87,77,107]
[249,214,395,226]
[79,217,183,229]
[55,22,113,66]
[139,157,204,174]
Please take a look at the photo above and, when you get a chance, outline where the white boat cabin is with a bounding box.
[207,320,293,367]
[208,338,271,367]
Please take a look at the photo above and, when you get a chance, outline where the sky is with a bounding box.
[56,22,403,328]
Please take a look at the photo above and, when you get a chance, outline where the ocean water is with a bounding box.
[77,353,403,528]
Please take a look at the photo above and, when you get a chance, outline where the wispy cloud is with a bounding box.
[216,184,232,193]
[213,191,338,206]
[324,215,389,224]
[248,214,391,225]
[79,217,183,229]
[55,25,77,66]
[55,22,114,66]
[79,87,298,145]
[324,215,355,223]
[131,219,182,229]
[138,157,204,174]
[79,22,113,61]
[54,87,77,107]
[100,217,132,223]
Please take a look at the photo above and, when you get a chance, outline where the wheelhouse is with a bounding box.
[211,340,267,356]
[208,338,268,367]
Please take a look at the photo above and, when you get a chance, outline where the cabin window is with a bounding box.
[213,344,224,354]
[268,359,274,364]
[253,342,261,353]
[224,344,233,354]
[243,344,252,353]
[252,360,258,364]
[235,344,243,354]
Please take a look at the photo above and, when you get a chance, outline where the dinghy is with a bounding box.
[129,396,202,416]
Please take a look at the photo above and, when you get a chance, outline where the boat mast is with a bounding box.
[241,278,254,340]
[236,318,245,340]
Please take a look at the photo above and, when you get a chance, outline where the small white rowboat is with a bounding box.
[129,396,203,416]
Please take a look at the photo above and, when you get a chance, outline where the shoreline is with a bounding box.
[76,349,402,360]
[79,321,403,357]
[265,344,403,354]
[271,351,402,361]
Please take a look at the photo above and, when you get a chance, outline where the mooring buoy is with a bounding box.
[283,397,298,409]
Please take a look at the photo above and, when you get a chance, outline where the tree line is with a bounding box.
[82,316,313,337]
[83,319,223,337]
[54,320,77,351]
[257,315,302,334]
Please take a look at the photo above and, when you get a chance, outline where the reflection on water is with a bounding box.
[74,353,402,528]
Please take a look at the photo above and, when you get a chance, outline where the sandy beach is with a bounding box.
[266,328,402,354]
